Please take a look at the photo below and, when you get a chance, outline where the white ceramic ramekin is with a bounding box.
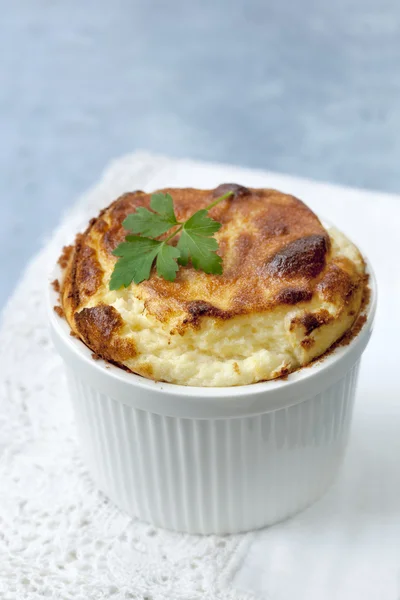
[48,264,376,534]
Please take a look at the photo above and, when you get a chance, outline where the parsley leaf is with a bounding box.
[109,190,233,289]
[109,237,162,289]
[177,210,223,274]
[150,192,177,221]
[156,243,181,281]
[123,192,179,237]
[109,234,181,288]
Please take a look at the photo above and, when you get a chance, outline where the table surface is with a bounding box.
[1,0,400,309]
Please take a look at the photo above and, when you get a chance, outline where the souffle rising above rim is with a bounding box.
[56,184,368,387]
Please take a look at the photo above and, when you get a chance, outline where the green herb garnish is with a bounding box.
[109,191,233,289]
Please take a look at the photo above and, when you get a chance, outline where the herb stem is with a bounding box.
[203,191,234,212]
[159,192,232,245]
[163,224,183,243]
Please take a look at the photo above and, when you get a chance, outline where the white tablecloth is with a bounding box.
[1,152,399,600]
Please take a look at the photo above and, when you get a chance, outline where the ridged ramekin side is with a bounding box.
[66,360,359,534]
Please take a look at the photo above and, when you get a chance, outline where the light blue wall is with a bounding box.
[1,1,399,307]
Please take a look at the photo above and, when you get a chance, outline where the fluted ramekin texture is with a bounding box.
[49,264,376,534]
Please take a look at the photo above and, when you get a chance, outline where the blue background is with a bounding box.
[1,0,399,308]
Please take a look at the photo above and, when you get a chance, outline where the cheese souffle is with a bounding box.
[59,184,366,387]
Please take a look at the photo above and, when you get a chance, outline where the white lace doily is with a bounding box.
[0,153,255,600]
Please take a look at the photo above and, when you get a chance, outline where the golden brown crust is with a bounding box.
[274,287,313,305]
[58,245,73,269]
[74,304,137,362]
[316,258,358,303]
[51,279,60,293]
[291,309,333,336]
[53,305,64,318]
[265,233,330,279]
[62,185,364,321]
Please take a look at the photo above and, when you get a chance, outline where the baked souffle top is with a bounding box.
[58,184,366,386]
